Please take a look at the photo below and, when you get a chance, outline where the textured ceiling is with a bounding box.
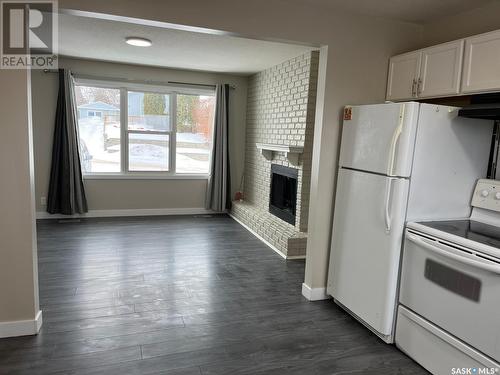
[58,14,315,75]
[58,1,495,73]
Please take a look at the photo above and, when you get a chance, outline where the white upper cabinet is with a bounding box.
[419,40,464,98]
[462,30,500,94]
[387,28,500,100]
[386,51,421,101]
[386,41,464,101]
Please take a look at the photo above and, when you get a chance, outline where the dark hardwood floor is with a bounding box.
[0,215,427,374]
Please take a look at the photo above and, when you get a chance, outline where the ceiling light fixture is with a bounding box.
[125,37,152,47]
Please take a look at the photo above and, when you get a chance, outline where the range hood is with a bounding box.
[458,94,500,120]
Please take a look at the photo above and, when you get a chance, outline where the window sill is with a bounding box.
[83,174,209,180]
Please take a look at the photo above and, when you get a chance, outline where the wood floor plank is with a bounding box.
[0,215,428,374]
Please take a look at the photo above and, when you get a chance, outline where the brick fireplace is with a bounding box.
[231,51,319,258]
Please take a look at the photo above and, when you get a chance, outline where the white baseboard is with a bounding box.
[0,310,43,338]
[302,283,330,301]
[36,207,213,220]
[229,214,306,260]
[285,255,307,260]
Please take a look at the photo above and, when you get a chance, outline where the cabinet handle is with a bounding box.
[417,78,422,96]
[411,79,417,97]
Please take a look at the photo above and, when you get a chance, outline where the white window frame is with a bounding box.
[74,77,215,180]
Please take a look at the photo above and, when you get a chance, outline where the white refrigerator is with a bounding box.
[327,102,494,343]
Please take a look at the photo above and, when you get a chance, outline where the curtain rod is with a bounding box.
[168,81,236,90]
[42,69,236,89]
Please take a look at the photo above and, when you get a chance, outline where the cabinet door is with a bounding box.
[418,40,464,98]
[462,30,500,93]
[386,51,421,101]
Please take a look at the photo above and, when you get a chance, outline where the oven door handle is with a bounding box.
[407,233,500,275]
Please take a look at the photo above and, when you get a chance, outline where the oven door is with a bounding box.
[400,229,500,362]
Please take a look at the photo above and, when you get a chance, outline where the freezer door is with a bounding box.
[327,168,409,338]
[339,102,419,177]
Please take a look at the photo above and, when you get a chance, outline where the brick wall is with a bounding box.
[231,51,319,257]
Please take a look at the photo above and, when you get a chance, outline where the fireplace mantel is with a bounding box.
[256,143,304,165]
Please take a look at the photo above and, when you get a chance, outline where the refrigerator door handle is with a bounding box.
[386,105,405,176]
[384,178,394,232]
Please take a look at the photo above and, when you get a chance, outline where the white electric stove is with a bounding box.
[396,179,500,375]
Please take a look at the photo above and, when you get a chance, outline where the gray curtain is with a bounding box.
[47,69,88,215]
[206,84,231,212]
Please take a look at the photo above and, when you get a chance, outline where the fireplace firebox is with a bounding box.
[269,164,298,225]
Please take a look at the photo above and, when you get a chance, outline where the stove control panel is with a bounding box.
[471,179,500,211]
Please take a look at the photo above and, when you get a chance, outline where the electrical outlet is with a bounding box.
[40,196,47,206]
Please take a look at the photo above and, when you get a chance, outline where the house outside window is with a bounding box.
[74,78,216,178]
[86,110,102,117]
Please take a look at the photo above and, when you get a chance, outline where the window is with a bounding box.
[176,94,215,174]
[75,85,121,173]
[127,91,170,172]
[74,79,216,177]
[87,110,102,118]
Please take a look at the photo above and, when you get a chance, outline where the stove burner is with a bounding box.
[418,220,500,250]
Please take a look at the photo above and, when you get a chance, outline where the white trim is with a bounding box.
[170,93,177,173]
[256,143,304,154]
[229,214,306,260]
[301,283,330,301]
[74,75,215,96]
[76,78,214,178]
[286,255,307,260]
[120,87,128,173]
[37,207,213,220]
[0,310,43,338]
[256,143,304,165]
[83,173,209,180]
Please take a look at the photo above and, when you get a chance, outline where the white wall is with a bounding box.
[0,69,40,332]
[422,2,500,46]
[32,56,248,212]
